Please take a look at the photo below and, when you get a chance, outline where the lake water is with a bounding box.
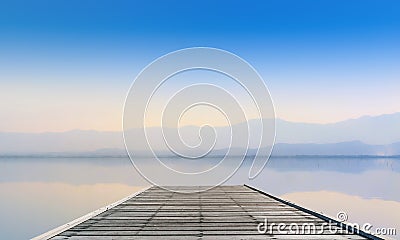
[0,156,399,239]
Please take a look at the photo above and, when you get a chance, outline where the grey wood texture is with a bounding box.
[48,185,379,239]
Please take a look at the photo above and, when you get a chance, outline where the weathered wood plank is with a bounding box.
[36,185,380,240]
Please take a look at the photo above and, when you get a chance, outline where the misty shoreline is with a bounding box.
[1,154,399,159]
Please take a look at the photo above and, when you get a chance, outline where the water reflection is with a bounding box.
[281,191,400,238]
[0,156,398,239]
[0,182,145,240]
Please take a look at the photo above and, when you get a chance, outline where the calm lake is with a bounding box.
[0,156,399,239]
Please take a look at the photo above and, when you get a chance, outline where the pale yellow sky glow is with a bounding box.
[0,66,400,132]
[1,79,400,132]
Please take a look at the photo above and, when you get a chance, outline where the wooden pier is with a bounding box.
[34,185,380,239]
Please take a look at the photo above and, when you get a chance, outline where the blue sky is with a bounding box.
[0,0,399,132]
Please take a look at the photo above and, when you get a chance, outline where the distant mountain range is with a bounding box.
[180,141,400,157]
[1,112,400,156]
[2,141,399,157]
[275,112,400,145]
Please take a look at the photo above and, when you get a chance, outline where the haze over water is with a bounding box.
[1,156,399,240]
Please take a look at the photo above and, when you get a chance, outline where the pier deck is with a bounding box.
[35,185,379,239]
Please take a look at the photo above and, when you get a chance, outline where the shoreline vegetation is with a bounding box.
[2,140,400,158]
[1,153,400,159]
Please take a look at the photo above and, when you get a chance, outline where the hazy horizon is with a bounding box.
[1,111,399,133]
[1,112,400,156]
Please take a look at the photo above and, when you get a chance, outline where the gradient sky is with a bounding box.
[1,0,399,132]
